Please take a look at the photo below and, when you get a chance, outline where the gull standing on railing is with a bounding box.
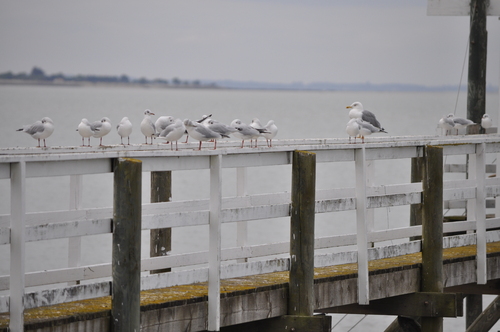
[141,109,156,144]
[263,120,278,147]
[91,117,112,146]
[346,102,387,134]
[16,117,54,148]
[116,117,133,145]
[157,118,186,151]
[77,118,96,146]
[184,118,223,150]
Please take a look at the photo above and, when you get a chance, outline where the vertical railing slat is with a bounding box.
[355,147,369,305]
[475,143,487,284]
[236,167,248,263]
[10,161,26,331]
[68,175,82,284]
[208,154,222,331]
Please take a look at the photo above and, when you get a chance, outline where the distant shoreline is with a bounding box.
[0,78,221,90]
[1,78,498,93]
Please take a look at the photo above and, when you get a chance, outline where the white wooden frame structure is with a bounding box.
[1,135,500,331]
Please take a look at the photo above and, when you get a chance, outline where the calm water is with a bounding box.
[0,85,499,330]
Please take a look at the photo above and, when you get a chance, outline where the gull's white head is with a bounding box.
[346,102,363,110]
[144,109,155,116]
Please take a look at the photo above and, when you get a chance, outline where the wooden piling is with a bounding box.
[150,171,172,274]
[289,150,316,317]
[467,0,488,127]
[421,145,444,332]
[112,158,142,332]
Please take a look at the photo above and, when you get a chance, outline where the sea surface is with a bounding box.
[0,85,499,331]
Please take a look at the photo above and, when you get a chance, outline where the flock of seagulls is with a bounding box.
[16,110,279,150]
[15,102,496,149]
[438,113,492,135]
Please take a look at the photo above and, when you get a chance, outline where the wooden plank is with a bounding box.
[475,143,487,284]
[9,161,26,331]
[466,295,500,332]
[25,159,112,177]
[355,146,369,305]
[321,292,462,317]
[208,154,222,331]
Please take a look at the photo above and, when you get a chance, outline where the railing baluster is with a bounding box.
[208,154,222,331]
[68,175,82,284]
[475,142,487,284]
[236,167,248,263]
[10,161,26,331]
[355,147,369,305]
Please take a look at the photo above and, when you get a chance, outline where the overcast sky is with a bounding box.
[0,1,499,87]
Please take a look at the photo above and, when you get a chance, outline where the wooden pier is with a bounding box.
[0,135,500,331]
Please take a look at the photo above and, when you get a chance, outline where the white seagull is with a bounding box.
[91,117,112,146]
[438,114,455,136]
[183,119,222,150]
[155,116,175,135]
[117,117,133,145]
[184,114,211,143]
[356,118,384,143]
[205,119,237,138]
[448,113,475,134]
[157,119,186,151]
[481,114,493,130]
[345,118,360,144]
[140,109,156,144]
[231,119,268,148]
[262,120,278,147]
[16,117,54,147]
[77,118,95,146]
[346,102,387,133]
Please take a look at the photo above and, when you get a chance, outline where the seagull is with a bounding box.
[205,119,237,138]
[76,118,95,146]
[157,119,185,151]
[91,117,112,146]
[356,118,384,143]
[250,118,265,146]
[231,119,268,148]
[448,113,475,134]
[155,116,175,135]
[185,114,212,143]
[346,118,360,144]
[438,114,455,136]
[346,102,387,133]
[16,117,54,147]
[116,117,133,145]
[140,109,156,144]
[262,120,278,147]
[481,114,493,130]
[183,119,222,150]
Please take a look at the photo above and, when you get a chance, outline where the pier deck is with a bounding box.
[1,242,499,331]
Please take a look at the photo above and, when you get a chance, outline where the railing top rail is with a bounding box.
[1,134,499,164]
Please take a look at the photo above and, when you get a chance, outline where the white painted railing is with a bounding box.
[1,135,500,330]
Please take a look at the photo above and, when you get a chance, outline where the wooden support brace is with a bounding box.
[317,292,463,318]
[466,295,500,332]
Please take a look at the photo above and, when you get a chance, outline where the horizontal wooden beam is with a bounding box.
[220,315,332,332]
[445,280,500,295]
[316,292,463,317]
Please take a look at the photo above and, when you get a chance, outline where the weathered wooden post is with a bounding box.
[112,158,142,332]
[467,0,488,130]
[150,171,172,274]
[289,150,316,317]
[421,145,444,332]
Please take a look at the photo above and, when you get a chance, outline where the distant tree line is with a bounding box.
[0,66,216,88]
